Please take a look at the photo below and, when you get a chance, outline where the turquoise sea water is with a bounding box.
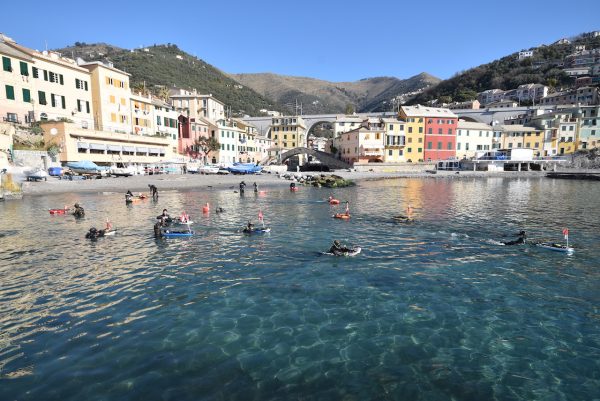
[1,177,599,400]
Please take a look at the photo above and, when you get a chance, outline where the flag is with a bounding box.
[562,228,569,239]
[258,210,264,221]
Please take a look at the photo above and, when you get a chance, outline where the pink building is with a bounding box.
[423,109,458,161]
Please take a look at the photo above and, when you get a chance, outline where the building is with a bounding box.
[578,105,600,149]
[398,106,425,162]
[215,118,244,165]
[401,105,458,162]
[80,61,131,133]
[269,115,306,159]
[456,120,495,159]
[336,122,385,164]
[381,118,406,162]
[518,50,534,60]
[41,121,172,164]
[333,115,363,136]
[1,34,95,129]
[447,100,480,110]
[515,84,548,103]
[478,89,506,105]
[130,93,154,136]
[152,98,179,156]
[170,88,225,123]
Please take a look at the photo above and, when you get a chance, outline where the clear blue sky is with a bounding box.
[3,0,598,82]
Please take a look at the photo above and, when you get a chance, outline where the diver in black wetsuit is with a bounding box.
[328,240,352,255]
[85,227,106,240]
[73,203,85,218]
[501,230,527,245]
[125,190,134,203]
[239,181,246,194]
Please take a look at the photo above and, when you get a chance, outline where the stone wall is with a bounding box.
[352,162,435,173]
[12,150,59,169]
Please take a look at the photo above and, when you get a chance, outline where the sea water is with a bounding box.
[1,177,599,400]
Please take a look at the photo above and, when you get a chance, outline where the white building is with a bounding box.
[333,115,363,136]
[518,50,534,60]
[456,120,495,159]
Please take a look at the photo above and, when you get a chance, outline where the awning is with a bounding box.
[148,147,160,154]
[107,144,122,152]
[122,146,135,152]
[89,143,106,151]
[77,142,89,149]
[136,147,148,153]
[159,150,166,156]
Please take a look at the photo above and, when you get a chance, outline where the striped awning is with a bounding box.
[107,144,122,152]
[77,142,89,149]
[122,146,135,152]
[136,147,148,153]
[89,143,106,151]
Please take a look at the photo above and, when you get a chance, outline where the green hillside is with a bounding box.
[57,43,280,116]
[408,32,600,105]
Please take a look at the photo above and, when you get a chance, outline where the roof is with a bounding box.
[79,60,130,76]
[0,41,33,61]
[499,124,539,132]
[457,121,493,130]
[335,116,363,123]
[401,105,458,118]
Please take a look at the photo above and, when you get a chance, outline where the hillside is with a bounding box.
[408,32,600,105]
[55,43,279,116]
[231,72,440,114]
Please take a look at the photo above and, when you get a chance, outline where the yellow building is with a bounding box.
[269,115,306,157]
[42,121,172,164]
[80,61,131,133]
[399,107,425,162]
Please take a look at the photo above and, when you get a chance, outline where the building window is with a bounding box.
[61,95,66,109]
[418,147,422,153]
[438,128,442,135]
[437,142,442,150]
[19,61,28,76]
[22,88,31,103]
[457,143,461,150]
[2,56,11,72]
[38,91,47,105]
[407,147,412,153]
[447,142,452,150]
[389,149,393,156]
[32,67,39,78]
[448,128,453,135]
[408,127,413,133]
[428,128,432,135]
[419,127,423,133]
[5,85,15,100]
[427,141,432,149]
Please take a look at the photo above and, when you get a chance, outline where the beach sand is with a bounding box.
[19,170,549,197]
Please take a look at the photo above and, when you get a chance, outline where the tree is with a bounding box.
[345,104,355,115]
[195,136,220,163]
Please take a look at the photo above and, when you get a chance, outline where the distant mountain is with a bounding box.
[231,72,441,114]
[55,43,279,116]
[408,32,600,105]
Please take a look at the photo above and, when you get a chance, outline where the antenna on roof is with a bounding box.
[44,39,48,52]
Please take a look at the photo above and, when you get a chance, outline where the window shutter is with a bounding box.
[43,70,48,81]
[77,99,82,112]
[61,96,66,109]
[5,85,15,100]
[59,74,64,85]
[86,101,90,113]
[22,88,31,103]
[20,61,28,76]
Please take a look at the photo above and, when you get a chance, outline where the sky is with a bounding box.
[3,0,598,82]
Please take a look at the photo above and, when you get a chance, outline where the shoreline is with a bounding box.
[15,170,563,197]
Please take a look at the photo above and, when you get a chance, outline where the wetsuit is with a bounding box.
[502,234,526,245]
[73,207,85,218]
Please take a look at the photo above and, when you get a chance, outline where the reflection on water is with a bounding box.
[1,178,599,400]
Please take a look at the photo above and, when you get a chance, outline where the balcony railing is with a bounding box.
[3,117,21,124]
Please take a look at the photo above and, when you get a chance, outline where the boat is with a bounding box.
[536,242,574,254]
[242,227,271,234]
[25,168,48,181]
[104,229,117,236]
[199,164,220,174]
[328,198,340,205]
[49,207,70,215]
[228,163,262,175]
[66,160,108,176]
[162,229,195,238]
[322,247,361,257]
[109,163,136,177]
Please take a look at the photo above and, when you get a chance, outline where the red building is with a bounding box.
[423,108,458,161]
[177,115,211,159]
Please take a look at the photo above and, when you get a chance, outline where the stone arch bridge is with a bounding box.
[262,147,351,169]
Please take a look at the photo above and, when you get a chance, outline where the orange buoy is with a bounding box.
[328,197,340,205]
[202,202,210,213]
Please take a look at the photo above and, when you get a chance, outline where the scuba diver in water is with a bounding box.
[73,203,85,218]
[148,184,158,200]
[125,190,134,203]
[85,227,105,240]
[290,182,296,190]
[153,219,165,238]
[328,240,352,255]
[156,209,173,224]
[239,181,246,194]
[215,207,225,214]
[243,221,255,233]
[501,230,527,245]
